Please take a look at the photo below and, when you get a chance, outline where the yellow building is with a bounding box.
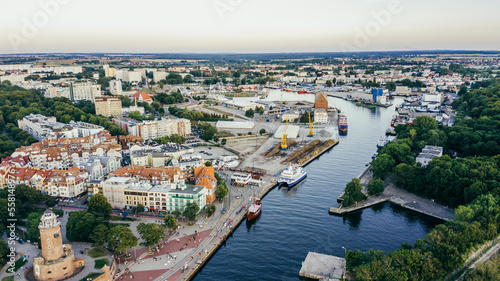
[95,97,123,117]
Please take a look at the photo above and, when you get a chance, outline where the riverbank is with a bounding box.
[329,166,455,221]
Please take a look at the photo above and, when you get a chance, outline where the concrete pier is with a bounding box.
[329,166,455,221]
[299,252,345,280]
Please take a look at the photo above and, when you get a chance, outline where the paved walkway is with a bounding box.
[330,173,455,221]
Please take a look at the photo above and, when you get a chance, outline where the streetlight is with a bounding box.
[341,246,347,256]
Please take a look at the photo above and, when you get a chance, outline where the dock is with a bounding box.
[329,167,455,222]
[299,252,345,280]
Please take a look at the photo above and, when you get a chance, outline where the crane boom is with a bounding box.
[280,119,288,150]
[308,111,314,137]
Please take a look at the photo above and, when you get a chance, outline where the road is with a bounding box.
[456,238,500,281]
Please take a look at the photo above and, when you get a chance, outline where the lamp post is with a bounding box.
[342,246,347,256]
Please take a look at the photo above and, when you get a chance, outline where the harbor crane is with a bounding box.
[308,111,314,137]
[280,119,288,150]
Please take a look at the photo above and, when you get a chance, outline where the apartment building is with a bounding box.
[0,166,88,197]
[18,114,105,141]
[110,166,186,186]
[101,176,205,213]
[130,144,194,166]
[95,97,123,117]
[109,80,122,95]
[112,117,191,140]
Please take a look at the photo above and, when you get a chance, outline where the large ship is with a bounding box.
[338,115,348,134]
[278,165,307,187]
[247,197,262,221]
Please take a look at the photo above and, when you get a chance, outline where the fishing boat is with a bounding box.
[278,164,307,187]
[247,197,261,221]
[338,115,348,134]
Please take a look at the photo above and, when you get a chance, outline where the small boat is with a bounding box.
[428,108,440,113]
[415,107,427,113]
[298,90,307,94]
[247,197,261,221]
[338,115,348,134]
[278,164,307,187]
[377,137,390,149]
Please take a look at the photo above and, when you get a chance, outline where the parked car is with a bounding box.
[221,209,226,214]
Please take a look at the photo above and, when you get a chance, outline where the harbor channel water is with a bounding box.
[194,92,442,280]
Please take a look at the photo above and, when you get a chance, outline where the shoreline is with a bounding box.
[329,165,455,222]
[174,138,340,281]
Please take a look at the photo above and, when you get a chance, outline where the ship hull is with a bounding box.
[247,208,261,221]
[278,172,307,187]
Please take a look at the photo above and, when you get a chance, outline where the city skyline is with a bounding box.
[1,0,499,54]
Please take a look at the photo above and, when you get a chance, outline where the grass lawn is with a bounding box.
[88,248,107,259]
[2,276,14,281]
[13,258,27,272]
[78,272,102,281]
[109,215,136,221]
[94,258,109,269]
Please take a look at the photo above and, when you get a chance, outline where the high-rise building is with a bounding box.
[95,96,123,117]
[33,210,83,280]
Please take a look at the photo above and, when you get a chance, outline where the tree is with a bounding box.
[206,205,216,216]
[342,178,367,207]
[205,161,212,167]
[259,128,266,135]
[15,184,42,209]
[66,211,103,241]
[42,195,58,207]
[87,194,112,218]
[137,223,167,251]
[107,225,137,255]
[221,138,227,145]
[326,80,333,87]
[133,204,145,214]
[371,154,396,180]
[385,81,396,91]
[216,184,228,199]
[245,109,254,118]
[183,202,199,222]
[27,212,42,241]
[164,214,177,231]
[368,179,385,195]
[259,108,265,115]
[90,225,109,248]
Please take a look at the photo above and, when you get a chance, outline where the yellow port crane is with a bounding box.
[280,119,288,150]
[308,111,314,137]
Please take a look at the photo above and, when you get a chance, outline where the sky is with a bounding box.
[1,0,499,54]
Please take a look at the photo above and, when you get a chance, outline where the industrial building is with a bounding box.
[216,121,255,129]
[274,125,300,139]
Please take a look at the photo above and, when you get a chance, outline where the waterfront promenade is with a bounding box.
[329,167,455,221]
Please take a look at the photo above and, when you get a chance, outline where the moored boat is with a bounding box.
[278,164,307,187]
[247,197,261,221]
[339,115,348,134]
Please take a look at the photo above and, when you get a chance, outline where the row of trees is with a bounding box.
[155,134,186,145]
[168,106,232,122]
